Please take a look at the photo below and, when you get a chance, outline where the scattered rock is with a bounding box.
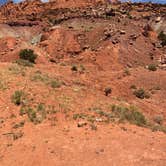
[155,42,162,48]
[155,17,161,23]
[95,118,103,122]
[129,34,138,41]
[77,121,87,127]
[104,27,112,39]
[112,38,119,44]
[120,30,126,35]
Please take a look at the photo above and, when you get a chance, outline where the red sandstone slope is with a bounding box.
[0,1,165,166]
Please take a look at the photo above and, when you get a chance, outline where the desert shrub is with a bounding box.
[31,71,49,83]
[27,108,37,123]
[151,125,166,133]
[130,85,137,89]
[158,31,166,46]
[0,80,7,90]
[37,103,45,112]
[8,64,26,75]
[104,87,112,96]
[15,59,34,67]
[19,49,37,63]
[19,106,27,115]
[71,65,78,71]
[133,88,150,99]
[31,71,62,88]
[148,64,157,71]
[12,90,25,105]
[26,104,46,124]
[13,121,25,129]
[111,105,147,126]
[153,115,164,125]
[13,132,24,140]
[124,68,131,76]
[20,104,47,124]
[80,65,86,71]
[73,113,87,120]
[50,80,62,88]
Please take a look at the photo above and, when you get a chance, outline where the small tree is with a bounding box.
[19,49,37,63]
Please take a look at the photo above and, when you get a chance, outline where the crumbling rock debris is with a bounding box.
[129,34,138,41]
[77,121,87,127]
[155,17,161,23]
[104,27,113,39]
[142,24,152,37]
[155,42,163,48]
[159,54,166,65]
[119,30,126,35]
[112,38,120,44]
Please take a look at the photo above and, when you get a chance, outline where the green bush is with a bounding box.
[27,108,37,123]
[19,49,37,63]
[20,104,47,124]
[20,106,27,115]
[12,90,25,105]
[153,115,164,125]
[148,64,157,71]
[50,80,62,88]
[151,125,166,133]
[28,107,46,124]
[111,105,147,126]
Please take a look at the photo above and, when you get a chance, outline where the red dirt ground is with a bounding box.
[0,0,165,166]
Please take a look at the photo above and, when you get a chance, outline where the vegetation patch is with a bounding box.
[90,104,166,133]
[73,113,87,120]
[0,80,8,91]
[12,90,26,106]
[89,105,147,127]
[124,68,131,76]
[104,87,112,96]
[15,59,34,67]
[133,88,150,99]
[71,65,78,72]
[13,121,25,129]
[151,125,166,133]
[12,89,49,124]
[8,64,26,76]
[148,64,157,71]
[111,105,147,126]
[153,115,164,125]
[19,49,37,63]
[20,103,47,124]
[31,71,63,88]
